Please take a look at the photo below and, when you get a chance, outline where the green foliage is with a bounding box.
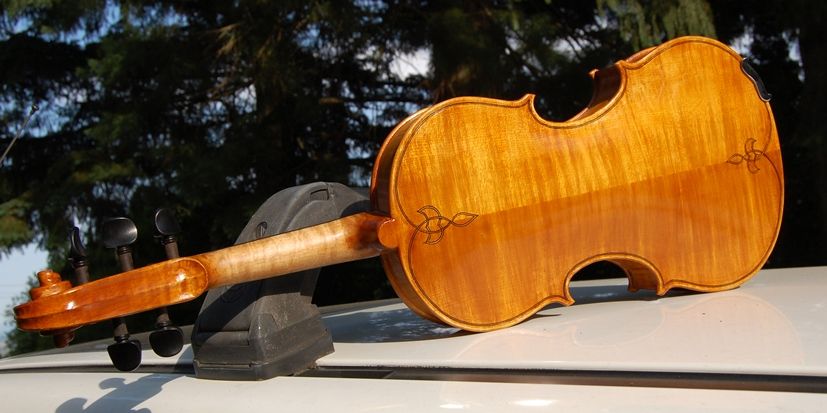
[598,0,716,48]
[2,274,52,357]
[0,198,32,246]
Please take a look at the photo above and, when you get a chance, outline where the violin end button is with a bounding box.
[376,218,401,250]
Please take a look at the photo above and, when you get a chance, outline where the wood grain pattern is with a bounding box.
[15,212,390,332]
[371,36,783,331]
[15,36,783,335]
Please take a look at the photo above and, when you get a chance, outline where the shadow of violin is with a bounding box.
[55,374,181,413]
[326,306,467,343]
[324,281,696,344]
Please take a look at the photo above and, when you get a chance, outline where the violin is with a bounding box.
[14,36,783,338]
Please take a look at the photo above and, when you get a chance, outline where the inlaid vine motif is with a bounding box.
[727,138,767,174]
[414,205,478,245]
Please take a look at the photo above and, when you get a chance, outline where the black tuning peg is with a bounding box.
[154,207,183,259]
[102,217,142,372]
[154,208,181,238]
[149,208,184,357]
[68,227,89,285]
[108,327,142,372]
[102,217,138,257]
[51,226,91,348]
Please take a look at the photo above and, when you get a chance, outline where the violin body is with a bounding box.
[15,36,783,336]
[371,36,783,331]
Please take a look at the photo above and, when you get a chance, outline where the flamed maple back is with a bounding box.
[15,36,782,336]
[370,36,783,331]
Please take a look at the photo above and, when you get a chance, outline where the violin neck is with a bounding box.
[196,212,391,288]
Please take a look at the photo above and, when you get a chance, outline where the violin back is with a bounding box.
[370,36,783,331]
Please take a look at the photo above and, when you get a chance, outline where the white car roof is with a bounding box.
[2,266,825,377]
[1,267,825,412]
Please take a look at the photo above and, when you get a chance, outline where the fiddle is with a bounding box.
[14,36,783,338]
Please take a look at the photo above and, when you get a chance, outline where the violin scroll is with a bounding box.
[14,256,211,332]
[28,269,76,348]
[15,211,389,334]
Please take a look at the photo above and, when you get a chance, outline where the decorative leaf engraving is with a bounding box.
[415,205,478,245]
[727,138,765,174]
[451,212,478,226]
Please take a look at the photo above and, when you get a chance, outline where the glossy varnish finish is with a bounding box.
[15,213,390,332]
[371,36,783,331]
[15,36,783,335]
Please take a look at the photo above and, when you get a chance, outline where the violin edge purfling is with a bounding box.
[371,35,783,331]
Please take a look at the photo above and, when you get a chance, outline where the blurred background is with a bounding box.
[1,0,824,355]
